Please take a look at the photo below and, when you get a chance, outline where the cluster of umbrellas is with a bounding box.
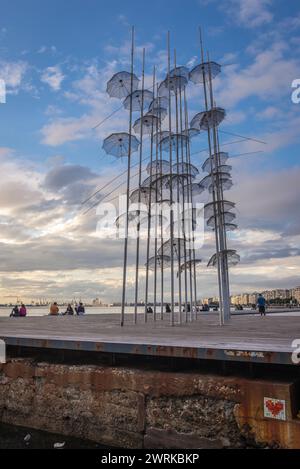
[101,43,239,326]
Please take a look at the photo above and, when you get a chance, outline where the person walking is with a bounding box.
[257,294,266,317]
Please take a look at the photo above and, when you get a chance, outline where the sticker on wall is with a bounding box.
[264,397,286,421]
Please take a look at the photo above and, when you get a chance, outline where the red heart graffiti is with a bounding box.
[265,399,284,416]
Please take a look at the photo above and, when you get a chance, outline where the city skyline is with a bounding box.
[0,0,299,303]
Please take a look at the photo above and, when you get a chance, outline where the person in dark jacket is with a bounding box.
[63,304,74,315]
[10,305,19,317]
[76,302,85,315]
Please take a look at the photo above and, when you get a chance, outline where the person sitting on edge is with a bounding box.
[19,304,27,317]
[10,305,19,317]
[147,306,153,314]
[165,303,171,313]
[76,302,85,315]
[257,293,266,317]
[49,302,59,316]
[63,304,74,315]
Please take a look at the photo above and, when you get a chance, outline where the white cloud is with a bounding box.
[230,0,273,28]
[41,65,65,91]
[0,60,28,94]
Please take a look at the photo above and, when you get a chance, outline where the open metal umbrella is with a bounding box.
[160,133,189,152]
[129,186,158,205]
[198,172,232,191]
[158,238,192,259]
[149,96,169,112]
[190,107,226,130]
[115,209,148,229]
[150,107,167,120]
[145,255,171,271]
[182,128,200,139]
[207,249,240,267]
[202,152,229,173]
[146,159,170,176]
[204,200,235,218]
[179,259,202,275]
[102,132,139,157]
[173,162,199,178]
[208,178,233,193]
[207,211,236,229]
[154,173,192,191]
[183,182,205,198]
[158,76,188,97]
[106,71,139,99]
[169,66,190,80]
[133,114,159,135]
[123,89,154,111]
[189,61,221,84]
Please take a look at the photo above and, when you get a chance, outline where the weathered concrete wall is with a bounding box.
[0,358,299,448]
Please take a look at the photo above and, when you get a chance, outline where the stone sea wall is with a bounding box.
[0,357,299,448]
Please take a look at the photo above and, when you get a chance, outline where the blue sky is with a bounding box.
[0,0,299,303]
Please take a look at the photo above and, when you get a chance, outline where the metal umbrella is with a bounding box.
[207,212,236,229]
[130,186,158,205]
[198,172,232,190]
[150,107,167,120]
[145,255,171,271]
[106,71,139,99]
[115,209,148,229]
[208,178,233,193]
[149,96,169,112]
[160,133,189,152]
[182,128,200,139]
[158,76,187,97]
[146,159,170,176]
[102,132,140,158]
[204,200,235,218]
[202,152,229,173]
[179,259,202,275]
[123,89,154,111]
[189,61,221,84]
[169,66,190,80]
[158,238,192,259]
[207,250,240,267]
[133,114,159,135]
[182,181,205,198]
[190,107,226,130]
[173,162,199,178]
[154,173,192,191]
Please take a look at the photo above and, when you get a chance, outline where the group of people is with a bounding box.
[10,304,27,317]
[49,302,86,316]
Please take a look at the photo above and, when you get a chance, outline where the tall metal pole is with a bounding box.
[167,32,175,325]
[199,27,224,325]
[144,66,156,322]
[179,84,189,321]
[121,26,135,326]
[183,87,197,320]
[207,54,231,322]
[134,48,146,323]
[174,51,182,324]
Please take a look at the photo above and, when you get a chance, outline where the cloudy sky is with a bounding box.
[0,0,299,304]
